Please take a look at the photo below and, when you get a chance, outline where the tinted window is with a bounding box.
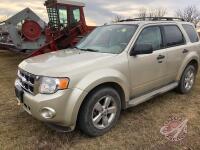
[182,24,199,43]
[136,26,162,51]
[163,25,185,47]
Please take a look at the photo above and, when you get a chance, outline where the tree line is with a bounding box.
[113,5,200,27]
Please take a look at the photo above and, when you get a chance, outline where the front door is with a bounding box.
[128,25,168,97]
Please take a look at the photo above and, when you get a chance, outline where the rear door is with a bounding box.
[161,25,187,82]
[182,24,200,55]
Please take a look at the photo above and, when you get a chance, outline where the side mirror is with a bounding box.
[130,43,153,56]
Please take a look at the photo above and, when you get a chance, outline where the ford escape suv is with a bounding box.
[15,17,200,136]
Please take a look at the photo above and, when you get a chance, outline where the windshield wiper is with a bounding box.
[79,48,99,52]
[73,46,79,49]
[74,46,99,52]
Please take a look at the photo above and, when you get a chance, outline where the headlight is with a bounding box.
[39,77,69,94]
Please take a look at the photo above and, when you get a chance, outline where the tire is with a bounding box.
[176,64,197,94]
[77,87,121,137]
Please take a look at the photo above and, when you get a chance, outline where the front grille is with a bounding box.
[17,70,36,95]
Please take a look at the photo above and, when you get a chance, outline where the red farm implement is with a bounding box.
[0,0,95,57]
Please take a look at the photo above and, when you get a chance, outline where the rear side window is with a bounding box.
[182,24,199,43]
[163,25,185,47]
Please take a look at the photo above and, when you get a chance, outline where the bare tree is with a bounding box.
[176,5,200,26]
[138,7,167,18]
[114,7,167,23]
[149,7,167,17]
[148,8,155,18]
[112,15,124,23]
[138,8,147,18]
[154,8,167,17]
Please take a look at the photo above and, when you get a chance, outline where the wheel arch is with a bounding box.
[176,55,199,81]
[80,82,127,110]
[75,81,127,128]
[71,69,131,128]
[188,59,199,73]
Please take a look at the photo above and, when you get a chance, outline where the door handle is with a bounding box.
[183,49,189,54]
[157,55,165,60]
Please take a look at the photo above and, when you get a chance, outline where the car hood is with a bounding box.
[19,49,116,77]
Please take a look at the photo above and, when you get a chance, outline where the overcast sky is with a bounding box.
[0,0,200,25]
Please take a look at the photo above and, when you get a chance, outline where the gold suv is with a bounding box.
[15,18,200,136]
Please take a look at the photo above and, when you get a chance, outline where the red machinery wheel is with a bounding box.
[22,20,42,41]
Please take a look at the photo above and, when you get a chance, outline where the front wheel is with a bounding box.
[177,65,196,94]
[78,87,121,137]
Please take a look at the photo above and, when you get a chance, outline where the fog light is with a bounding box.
[41,107,56,119]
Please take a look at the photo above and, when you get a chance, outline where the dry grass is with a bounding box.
[0,51,200,150]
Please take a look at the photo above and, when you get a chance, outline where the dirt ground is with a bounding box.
[0,51,200,150]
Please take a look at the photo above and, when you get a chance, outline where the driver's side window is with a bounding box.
[136,26,162,51]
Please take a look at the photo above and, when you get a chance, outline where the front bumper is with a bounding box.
[16,85,87,130]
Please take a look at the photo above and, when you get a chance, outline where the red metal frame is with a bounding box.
[29,1,95,57]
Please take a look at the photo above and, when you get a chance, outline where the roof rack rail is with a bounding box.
[119,17,185,22]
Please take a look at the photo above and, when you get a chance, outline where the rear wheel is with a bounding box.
[78,87,121,137]
[177,65,196,94]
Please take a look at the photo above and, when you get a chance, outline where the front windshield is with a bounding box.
[76,25,138,54]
